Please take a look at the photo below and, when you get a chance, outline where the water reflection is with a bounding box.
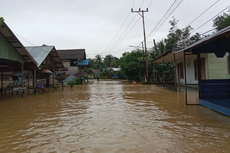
[0,80,230,152]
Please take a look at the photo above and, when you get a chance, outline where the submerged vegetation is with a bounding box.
[67,78,82,88]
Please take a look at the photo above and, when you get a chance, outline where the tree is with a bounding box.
[104,54,114,67]
[85,68,93,74]
[95,54,103,69]
[165,17,193,50]
[0,17,3,27]
[213,12,230,31]
[88,58,97,69]
[120,51,145,81]
[100,69,111,78]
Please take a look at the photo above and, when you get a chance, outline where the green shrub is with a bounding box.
[67,78,82,88]
[67,80,75,88]
[73,78,82,85]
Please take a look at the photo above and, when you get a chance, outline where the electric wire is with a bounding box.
[132,0,135,8]
[146,0,183,40]
[147,0,154,8]
[13,32,36,46]
[191,5,230,33]
[108,17,142,52]
[106,15,139,52]
[187,0,220,26]
[102,0,144,54]
[104,0,146,53]
[102,12,131,53]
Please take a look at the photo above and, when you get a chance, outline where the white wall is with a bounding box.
[176,54,206,85]
[61,60,79,75]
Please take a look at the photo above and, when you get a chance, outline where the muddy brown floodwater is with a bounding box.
[0,80,230,153]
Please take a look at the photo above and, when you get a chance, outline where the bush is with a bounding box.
[67,80,75,88]
[67,78,82,88]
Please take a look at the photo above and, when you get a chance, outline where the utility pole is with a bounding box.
[131,8,149,83]
[141,42,144,61]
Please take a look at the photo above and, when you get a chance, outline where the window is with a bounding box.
[70,59,78,66]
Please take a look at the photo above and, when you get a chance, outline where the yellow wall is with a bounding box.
[207,53,229,79]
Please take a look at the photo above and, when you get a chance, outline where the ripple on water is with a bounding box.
[0,81,230,152]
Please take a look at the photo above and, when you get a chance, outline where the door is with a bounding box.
[194,58,206,80]
[177,62,183,83]
[201,58,206,80]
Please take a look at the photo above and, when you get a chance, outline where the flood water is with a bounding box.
[0,80,230,153]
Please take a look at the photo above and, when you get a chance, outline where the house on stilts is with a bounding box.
[0,21,37,98]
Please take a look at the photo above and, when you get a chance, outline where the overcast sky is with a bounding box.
[1,0,229,58]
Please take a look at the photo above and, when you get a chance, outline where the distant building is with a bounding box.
[57,49,89,75]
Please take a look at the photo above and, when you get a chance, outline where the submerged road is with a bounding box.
[0,80,230,152]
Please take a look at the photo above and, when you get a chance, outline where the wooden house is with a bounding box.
[0,21,37,97]
[57,49,89,75]
[26,46,64,88]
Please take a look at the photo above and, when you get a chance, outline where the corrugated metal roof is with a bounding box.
[152,26,230,64]
[26,46,53,67]
[0,21,38,66]
[26,46,64,69]
[174,26,230,54]
[57,49,86,60]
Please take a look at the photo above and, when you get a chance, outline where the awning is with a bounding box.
[42,69,52,74]
[77,60,89,66]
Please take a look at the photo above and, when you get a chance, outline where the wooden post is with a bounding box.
[183,51,187,105]
[34,69,37,94]
[28,70,29,92]
[162,59,164,85]
[53,66,55,87]
[174,54,177,87]
[197,53,202,99]
[62,80,63,90]
[1,71,3,98]
[156,63,158,84]
[32,70,34,89]
[21,63,24,98]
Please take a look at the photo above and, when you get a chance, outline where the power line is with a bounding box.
[187,0,220,26]
[147,0,154,8]
[106,15,139,52]
[108,17,142,52]
[102,0,145,54]
[146,0,183,39]
[102,12,131,53]
[105,1,147,53]
[140,0,145,8]
[132,0,135,8]
[192,5,230,33]
[146,0,177,39]
[87,48,132,56]
[106,0,155,53]
[13,32,36,46]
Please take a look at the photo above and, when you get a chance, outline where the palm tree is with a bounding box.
[95,54,102,69]
[104,54,114,67]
